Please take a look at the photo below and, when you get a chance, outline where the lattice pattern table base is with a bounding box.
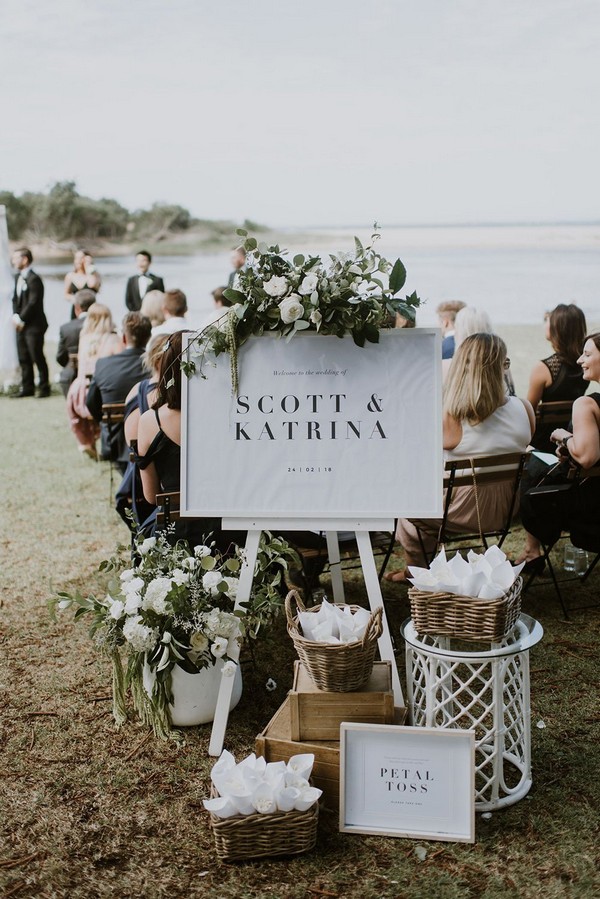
[402,616,543,811]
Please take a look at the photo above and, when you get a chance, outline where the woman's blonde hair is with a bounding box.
[143,333,169,374]
[444,333,507,425]
[454,306,493,349]
[81,303,115,336]
[140,290,166,328]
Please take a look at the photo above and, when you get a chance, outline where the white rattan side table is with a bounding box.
[401,614,544,811]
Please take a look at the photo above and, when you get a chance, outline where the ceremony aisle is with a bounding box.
[1,393,599,898]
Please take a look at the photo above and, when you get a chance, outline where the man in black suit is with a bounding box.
[125,250,165,311]
[86,312,152,471]
[56,289,97,397]
[11,247,50,398]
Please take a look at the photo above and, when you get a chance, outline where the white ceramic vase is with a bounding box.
[169,659,243,726]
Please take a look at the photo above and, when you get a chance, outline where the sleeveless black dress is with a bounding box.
[138,408,226,550]
[531,354,587,453]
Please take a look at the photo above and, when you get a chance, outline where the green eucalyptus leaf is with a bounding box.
[201,555,216,570]
[236,228,248,237]
[293,254,305,266]
[389,258,407,294]
[223,288,246,304]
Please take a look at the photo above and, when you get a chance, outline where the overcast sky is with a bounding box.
[1,0,598,227]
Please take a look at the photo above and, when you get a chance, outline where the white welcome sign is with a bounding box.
[181,329,442,520]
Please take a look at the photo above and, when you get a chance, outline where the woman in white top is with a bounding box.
[386,333,534,581]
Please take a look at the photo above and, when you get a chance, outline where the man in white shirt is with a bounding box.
[125,251,165,311]
[152,289,189,335]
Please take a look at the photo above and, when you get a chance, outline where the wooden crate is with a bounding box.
[289,660,396,741]
[256,696,341,810]
[256,694,408,812]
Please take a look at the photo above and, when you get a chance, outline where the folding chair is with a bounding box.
[535,400,575,429]
[415,452,530,566]
[522,465,600,619]
[155,491,181,529]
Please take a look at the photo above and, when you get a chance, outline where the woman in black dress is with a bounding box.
[527,304,587,453]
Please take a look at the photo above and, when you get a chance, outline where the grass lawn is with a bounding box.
[1,393,599,899]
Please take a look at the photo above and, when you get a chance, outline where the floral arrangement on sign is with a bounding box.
[50,531,297,739]
[205,750,322,817]
[184,226,421,391]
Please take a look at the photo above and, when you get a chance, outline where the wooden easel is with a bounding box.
[208,517,403,757]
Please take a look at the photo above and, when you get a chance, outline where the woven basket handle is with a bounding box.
[285,589,306,631]
[362,606,383,647]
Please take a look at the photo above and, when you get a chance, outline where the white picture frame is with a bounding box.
[339,723,475,843]
[180,329,442,521]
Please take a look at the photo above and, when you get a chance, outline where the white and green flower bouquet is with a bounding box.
[184,226,421,391]
[50,531,297,739]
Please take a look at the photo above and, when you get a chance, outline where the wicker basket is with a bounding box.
[408,577,522,643]
[208,785,318,862]
[285,590,383,692]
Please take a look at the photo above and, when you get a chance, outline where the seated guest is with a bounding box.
[437,300,466,359]
[519,332,600,567]
[385,333,534,581]
[66,303,121,459]
[125,250,165,311]
[56,289,96,397]
[199,286,233,329]
[151,289,189,336]
[441,306,515,395]
[86,312,152,471]
[140,290,166,329]
[527,304,588,453]
[115,334,169,535]
[136,330,229,549]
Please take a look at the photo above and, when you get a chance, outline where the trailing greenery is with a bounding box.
[184,226,421,392]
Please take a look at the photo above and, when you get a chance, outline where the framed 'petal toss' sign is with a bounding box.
[339,723,475,842]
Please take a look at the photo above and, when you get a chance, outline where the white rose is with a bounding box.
[263,275,289,298]
[298,273,318,296]
[279,296,304,324]
[181,557,196,570]
[120,569,135,582]
[194,544,212,558]
[211,636,229,658]
[203,570,224,595]
[122,616,158,652]
[309,310,322,329]
[222,661,237,678]
[139,537,156,555]
[190,632,209,653]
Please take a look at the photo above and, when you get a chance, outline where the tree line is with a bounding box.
[0,181,249,245]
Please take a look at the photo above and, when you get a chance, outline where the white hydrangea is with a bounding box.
[122,616,158,652]
[109,599,125,620]
[120,569,135,582]
[142,577,173,614]
[124,592,142,614]
[123,577,144,597]
[204,608,222,635]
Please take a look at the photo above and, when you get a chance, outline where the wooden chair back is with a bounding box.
[418,451,530,563]
[155,491,181,528]
[101,402,126,427]
[535,400,574,428]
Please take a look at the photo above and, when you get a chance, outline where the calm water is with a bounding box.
[18,224,600,341]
